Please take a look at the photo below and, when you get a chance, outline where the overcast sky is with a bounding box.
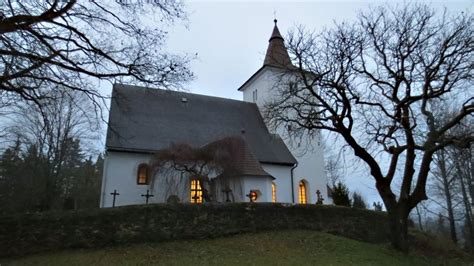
[165,0,472,99]
[96,0,472,205]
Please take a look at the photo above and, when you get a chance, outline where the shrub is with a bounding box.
[352,192,367,209]
[332,182,351,207]
[0,203,389,257]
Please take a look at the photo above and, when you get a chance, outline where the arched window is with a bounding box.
[298,181,307,204]
[137,163,150,185]
[272,182,277,203]
[190,179,203,203]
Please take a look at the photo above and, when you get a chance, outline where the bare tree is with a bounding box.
[150,137,247,202]
[450,130,474,249]
[265,4,473,251]
[429,148,460,243]
[151,143,218,202]
[4,89,98,209]
[323,142,344,186]
[0,0,193,108]
[426,113,473,248]
[414,110,473,247]
[412,203,427,232]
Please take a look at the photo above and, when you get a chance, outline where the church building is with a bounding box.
[100,20,329,207]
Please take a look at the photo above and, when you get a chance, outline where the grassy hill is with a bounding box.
[3,230,471,266]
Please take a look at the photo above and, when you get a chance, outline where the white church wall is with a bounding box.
[101,151,275,206]
[101,151,155,207]
[213,176,245,202]
[241,175,273,202]
[101,152,217,206]
[241,66,330,205]
[261,163,293,203]
[152,171,189,203]
[242,68,275,105]
[292,149,328,204]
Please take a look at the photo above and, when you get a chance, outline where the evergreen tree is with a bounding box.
[332,182,351,207]
[0,137,103,213]
[352,192,367,209]
[0,140,23,214]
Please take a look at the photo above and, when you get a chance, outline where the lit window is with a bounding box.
[272,182,277,203]
[299,181,307,204]
[190,179,203,203]
[137,163,149,185]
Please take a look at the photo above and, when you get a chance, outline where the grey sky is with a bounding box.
[165,1,472,99]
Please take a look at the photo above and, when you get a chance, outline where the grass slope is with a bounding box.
[3,230,471,266]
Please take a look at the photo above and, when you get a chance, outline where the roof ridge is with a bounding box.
[107,83,297,165]
[114,83,257,106]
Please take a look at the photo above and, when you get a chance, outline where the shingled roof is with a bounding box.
[205,136,274,178]
[106,84,297,165]
[264,19,293,68]
[238,20,296,91]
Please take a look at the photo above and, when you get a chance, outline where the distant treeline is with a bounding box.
[0,138,102,214]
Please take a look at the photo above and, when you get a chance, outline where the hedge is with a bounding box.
[0,203,389,257]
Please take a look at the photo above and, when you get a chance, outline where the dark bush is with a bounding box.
[332,182,351,207]
[352,192,367,209]
[0,203,389,257]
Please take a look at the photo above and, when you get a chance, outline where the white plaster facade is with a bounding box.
[240,67,330,204]
[100,151,290,207]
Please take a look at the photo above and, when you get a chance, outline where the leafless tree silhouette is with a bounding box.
[0,0,193,109]
[150,137,247,202]
[265,4,473,251]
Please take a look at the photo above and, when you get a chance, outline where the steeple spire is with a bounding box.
[264,19,292,68]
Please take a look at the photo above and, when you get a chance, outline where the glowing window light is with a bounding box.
[272,182,277,203]
[299,181,307,204]
[190,179,203,203]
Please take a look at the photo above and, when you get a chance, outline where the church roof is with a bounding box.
[263,20,293,68]
[238,20,296,91]
[106,84,297,165]
[205,136,274,178]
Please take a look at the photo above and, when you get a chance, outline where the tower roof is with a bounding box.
[263,19,292,67]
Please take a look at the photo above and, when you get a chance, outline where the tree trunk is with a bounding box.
[433,150,458,243]
[415,205,424,232]
[469,146,474,207]
[439,151,458,243]
[442,177,458,243]
[388,207,410,252]
[459,168,474,248]
[200,176,212,202]
[453,147,474,249]
[445,194,458,244]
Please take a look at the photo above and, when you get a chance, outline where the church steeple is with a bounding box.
[263,19,292,68]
